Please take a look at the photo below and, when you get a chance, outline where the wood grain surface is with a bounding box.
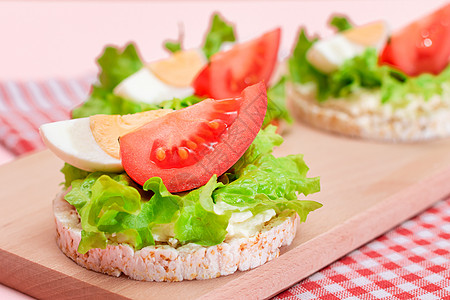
[1,123,450,300]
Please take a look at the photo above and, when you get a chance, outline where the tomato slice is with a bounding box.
[120,82,267,192]
[193,28,281,99]
[379,3,450,76]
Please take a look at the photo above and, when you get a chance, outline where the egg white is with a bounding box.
[40,118,123,172]
[114,68,194,105]
[307,22,388,74]
[307,35,364,73]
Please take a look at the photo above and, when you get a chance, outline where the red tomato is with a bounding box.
[120,82,267,193]
[379,3,450,76]
[193,28,281,99]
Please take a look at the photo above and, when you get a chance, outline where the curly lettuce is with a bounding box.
[288,29,329,101]
[164,41,182,54]
[71,43,148,118]
[329,15,353,32]
[61,125,321,254]
[288,23,450,104]
[97,43,143,91]
[264,77,293,127]
[202,13,236,60]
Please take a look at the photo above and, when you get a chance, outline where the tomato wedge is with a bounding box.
[193,28,281,99]
[379,3,450,76]
[120,82,267,192]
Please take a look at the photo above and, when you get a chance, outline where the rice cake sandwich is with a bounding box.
[287,4,450,142]
[73,13,292,130]
[40,82,321,281]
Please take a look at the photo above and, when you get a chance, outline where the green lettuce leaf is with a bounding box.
[67,173,183,253]
[202,13,236,59]
[68,173,229,252]
[244,194,322,222]
[97,43,143,90]
[289,31,450,103]
[164,41,182,54]
[163,28,183,54]
[214,154,320,206]
[62,127,321,253]
[158,95,204,110]
[214,153,321,222]
[214,126,320,220]
[328,48,385,98]
[72,86,204,118]
[60,163,90,188]
[70,43,152,118]
[329,15,353,32]
[288,29,329,100]
[230,124,283,174]
[65,173,143,253]
[142,177,182,223]
[87,176,184,251]
[264,77,293,127]
[329,48,450,103]
[71,85,158,118]
[174,176,229,246]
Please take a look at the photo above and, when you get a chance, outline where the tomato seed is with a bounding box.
[155,148,166,161]
[178,148,189,160]
[186,140,197,150]
[208,120,220,130]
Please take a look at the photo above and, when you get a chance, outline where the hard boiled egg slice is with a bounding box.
[40,110,172,172]
[114,49,206,105]
[114,68,193,105]
[307,21,389,74]
[40,118,122,172]
[90,109,173,160]
[148,49,207,87]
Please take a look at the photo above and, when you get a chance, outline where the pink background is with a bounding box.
[0,0,448,298]
[0,0,448,80]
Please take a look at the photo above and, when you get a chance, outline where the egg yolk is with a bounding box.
[343,21,388,47]
[90,109,173,159]
[148,49,206,87]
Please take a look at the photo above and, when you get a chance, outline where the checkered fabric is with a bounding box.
[0,77,93,155]
[274,198,450,300]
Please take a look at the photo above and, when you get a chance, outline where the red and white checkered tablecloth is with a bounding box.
[274,198,450,300]
[0,78,449,299]
[0,77,93,155]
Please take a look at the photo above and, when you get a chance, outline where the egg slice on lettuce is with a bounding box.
[307,21,389,74]
[39,110,172,172]
[114,49,207,105]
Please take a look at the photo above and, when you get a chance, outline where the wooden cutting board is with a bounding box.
[2,123,450,300]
